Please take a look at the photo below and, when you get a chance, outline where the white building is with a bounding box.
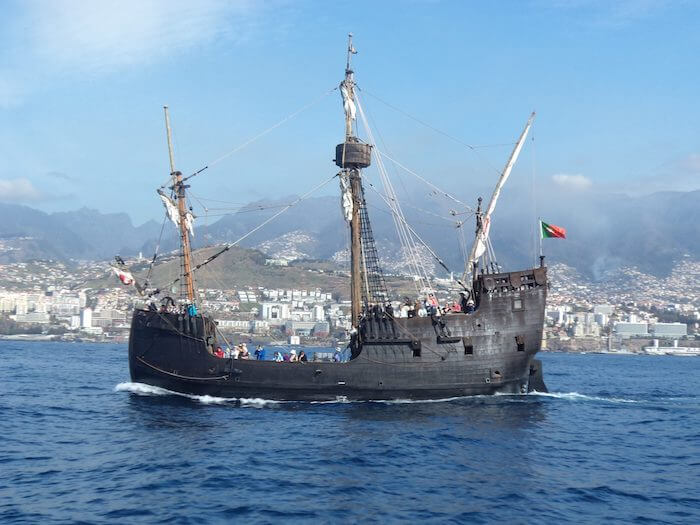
[593,304,614,316]
[261,302,291,321]
[614,321,648,338]
[15,296,28,315]
[81,307,93,329]
[650,322,687,337]
[312,305,325,322]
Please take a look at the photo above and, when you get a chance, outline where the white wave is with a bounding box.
[115,382,171,396]
[528,391,638,404]
[114,382,281,408]
[115,382,635,406]
[311,393,525,405]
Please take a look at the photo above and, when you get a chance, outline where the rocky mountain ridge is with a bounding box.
[1,189,698,279]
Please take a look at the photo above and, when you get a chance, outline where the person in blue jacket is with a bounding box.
[254,345,266,360]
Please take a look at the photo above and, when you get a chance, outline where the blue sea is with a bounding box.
[1,341,699,524]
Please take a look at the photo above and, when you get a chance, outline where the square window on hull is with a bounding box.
[462,336,474,355]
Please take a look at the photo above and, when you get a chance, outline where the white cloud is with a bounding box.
[0,1,268,105]
[552,173,593,190]
[27,0,260,73]
[0,178,44,202]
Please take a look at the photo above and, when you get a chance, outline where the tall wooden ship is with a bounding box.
[127,36,548,401]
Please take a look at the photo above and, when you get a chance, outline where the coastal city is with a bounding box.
[1,256,698,355]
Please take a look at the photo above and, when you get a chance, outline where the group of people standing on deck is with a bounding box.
[368,292,476,321]
[214,343,267,360]
[212,344,345,363]
[273,349,308,362]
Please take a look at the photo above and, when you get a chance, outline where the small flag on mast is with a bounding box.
[540,220,566,239]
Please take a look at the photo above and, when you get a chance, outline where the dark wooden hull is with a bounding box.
[128,267,548,401]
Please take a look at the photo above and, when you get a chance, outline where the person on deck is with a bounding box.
[465,299,475,313]
[254,345,265,360]
[239,344,250,359]
[232,345,241,359]
[385,303,394,318]
[298,350,308,362]
[333,348,342,362]
[289,349,298,362]
[214,347,225,358]
[274,351,283,362]
[460,292,469,313]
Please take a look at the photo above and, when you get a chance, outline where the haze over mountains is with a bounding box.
[1,188,698,279]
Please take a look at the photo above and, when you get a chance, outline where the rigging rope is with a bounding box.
[356,94,429,296]
[374,149,474,213]
[161,86,338,187]
[144,213,169,287]
[358,87,509,177]
[161,174,338,292]
[364,181,454,278]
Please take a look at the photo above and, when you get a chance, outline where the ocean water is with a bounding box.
[1,341,699,524]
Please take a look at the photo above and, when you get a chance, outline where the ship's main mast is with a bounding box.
[164,106,196,303]
[335,35,373,328]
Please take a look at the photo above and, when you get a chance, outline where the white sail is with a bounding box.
[340,84,356,122]
[339,172,353,222]
[158,189,196,236]
[185,210,195,237]
[473,216,490,260]
[464,112,535,282]
[158,189,180,228]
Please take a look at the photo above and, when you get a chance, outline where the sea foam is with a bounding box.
[114,382,280,408]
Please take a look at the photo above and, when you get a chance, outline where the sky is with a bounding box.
[1,0,699,225]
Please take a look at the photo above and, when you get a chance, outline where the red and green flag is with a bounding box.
[540,220,566,239]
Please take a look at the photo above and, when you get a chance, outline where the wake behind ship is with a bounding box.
[124,35,548,401]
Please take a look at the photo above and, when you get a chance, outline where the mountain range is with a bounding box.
[1,188,698,279]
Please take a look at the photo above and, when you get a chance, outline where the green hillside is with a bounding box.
[88,245,416,300]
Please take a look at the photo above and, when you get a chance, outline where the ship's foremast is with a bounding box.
[164,106,196,304]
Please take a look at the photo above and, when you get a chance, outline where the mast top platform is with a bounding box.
[335,140,371,169]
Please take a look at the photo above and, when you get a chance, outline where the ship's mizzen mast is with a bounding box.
[336,34,386,327]
[463,112,535,285]
[163,106,196,304]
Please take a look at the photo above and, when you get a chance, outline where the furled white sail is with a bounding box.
[473,216,490,260]
[340,84,356,122]
[158,189,195,236]
[185,210,195,237]
[339,172,353,222]
[158,189,180,228]
[464,112,535,282]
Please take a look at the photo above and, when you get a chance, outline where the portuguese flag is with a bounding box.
[540,220,566,239]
